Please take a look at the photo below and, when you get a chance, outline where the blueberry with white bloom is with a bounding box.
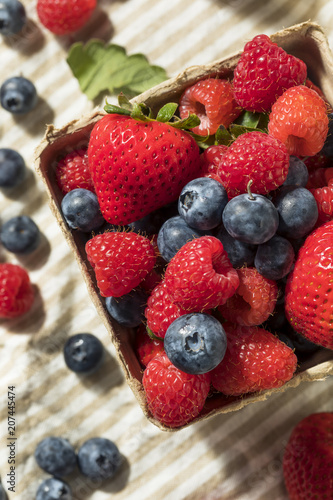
[78,437,122,481]
[0,76,38,114]
[105,288,148,328]
[36,478,72,500]
[61,188,104,232]
[0,148,26,188]
[178,177,228,230]
[0,0,26,36]
[283,156,309,187]
[164,313,227,375]
[34,437,77,477]
[64,333,104,373]
[0,215,40,254]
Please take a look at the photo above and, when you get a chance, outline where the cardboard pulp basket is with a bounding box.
[35,21,333,431]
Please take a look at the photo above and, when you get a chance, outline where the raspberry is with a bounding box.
[200,145,227,184]
[142,352,210,428]
[210,323,297,396]
[145,281,188,339]
[306,78,333,112]
[268,85,329,157]
[56,149,94,194]
[0,263,34,318]
[233,34,307,113]
[164,236,239,312]
[310,185,333,224]
[217,131,289,197]
[303,153,331,172]
[179,78,241,136]
[37,0,96,35]
[135,324,164,367]
[218,267,278,326]
[85,231,156,297]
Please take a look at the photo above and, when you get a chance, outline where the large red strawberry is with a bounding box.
[283,412,333,500]
[284,220,333,349]
[87,107,202,225]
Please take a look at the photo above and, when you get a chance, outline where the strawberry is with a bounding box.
[285,220,333,349]
[87,104,202,225]
[283,412,333,500]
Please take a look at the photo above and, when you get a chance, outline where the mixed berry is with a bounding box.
[51,33,333,429]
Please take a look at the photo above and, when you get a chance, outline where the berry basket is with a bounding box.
[35,21,333,431]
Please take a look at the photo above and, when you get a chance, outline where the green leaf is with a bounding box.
[172,114,201,130]
[156,103,178,122]
[67,39,169,101]
[215,125,233,145]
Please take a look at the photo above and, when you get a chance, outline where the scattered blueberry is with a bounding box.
[0,481,6,500]
[0,148,26,188]
[63,333,104,374]
[215,225,257,267]
[105,288,148,328]
[61,188,104,232]
[77,437,122,481]
[0,215,40,254]
[178,177,228,230]
[222,186,279,245]
[128,209,166,236]
[282,156,309,187]
[254,235,295,281]
[0,0,26,36]
[157,215,211,262]
[0,76,38,114]
[164,313,227,375]
[36,478,72,500]
[34,437,77,477]
[273,186,318,239]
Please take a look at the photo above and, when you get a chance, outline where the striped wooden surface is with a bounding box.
[0,1,333,499]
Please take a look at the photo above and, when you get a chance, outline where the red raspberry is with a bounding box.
[217,131,289,197]
[37,0,96,35]
[283,412,333,500]
[85,231,156,297]
[218,267,278,326]
[306,167,329,189]
[56,148,94,194]
[233,34,307,112]
[164,236,239,312]
[145,281,188,339]
[135,324,164,367]
[179,78,241,136]
[210,323,297,396]
[306,78,333,112]
[303,153,331,173]
[268,85,329,157]
[0,263,34,318]
[142,352,210,428]
[200,144,227,183]
[310,185,333,224]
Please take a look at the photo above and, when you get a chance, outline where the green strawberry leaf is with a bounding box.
[215,125,233,146]
[156,103,179,123]
[67,39,169,100]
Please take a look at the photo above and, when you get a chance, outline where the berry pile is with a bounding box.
[55,33,333,428]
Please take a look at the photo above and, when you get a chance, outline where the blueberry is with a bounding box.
[0,76,38,114]
[36,478,72,500]
[164,313,227,375]
[0,215,40,254]
[215,225,257,267]
[63,333,104,373]
[178,177,228,230]
[105,288,148,328]
[0,148,26,188]
[283,156,309,187]
[273,186,318,239]
[128,208,166,236]
[61,188,104,232]
[157,215,211,262]
[254,235,295,281]
[0,481,6,500]
[0,0,26,36]
[222,187,279,245]
[34,437,77,477]
[77,437,122,481]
